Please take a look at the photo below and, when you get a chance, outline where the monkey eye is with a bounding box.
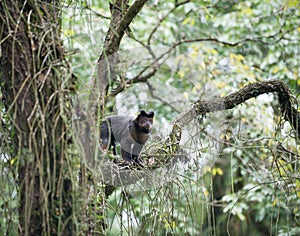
[140,118,151,124]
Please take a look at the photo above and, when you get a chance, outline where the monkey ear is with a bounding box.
[147,111,154,117]
[139,110,147,117]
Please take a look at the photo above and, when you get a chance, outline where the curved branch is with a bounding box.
[153,79,299,165]
[126,26,298,85]
[193,79,299,135]
[147,0,191,45]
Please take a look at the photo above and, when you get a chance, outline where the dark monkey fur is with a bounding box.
[100,110,154,164]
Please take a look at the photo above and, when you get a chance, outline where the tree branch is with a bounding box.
[167,79,299,161]
[116,0,148,47]
[193,79,299,135]
[101,0,148,57]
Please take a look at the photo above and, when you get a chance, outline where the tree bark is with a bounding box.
[0,1,73,235]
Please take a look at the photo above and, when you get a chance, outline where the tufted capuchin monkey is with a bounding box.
[100,110,154,165]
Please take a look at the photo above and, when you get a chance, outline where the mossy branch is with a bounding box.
[151,79,299,165]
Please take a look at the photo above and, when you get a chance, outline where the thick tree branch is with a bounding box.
[192,79,299,135]
[99,0,148,67]
[114,0,148,51]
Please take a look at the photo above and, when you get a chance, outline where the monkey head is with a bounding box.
[133,110,154,134]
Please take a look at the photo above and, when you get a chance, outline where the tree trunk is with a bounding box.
[0,1,73,235]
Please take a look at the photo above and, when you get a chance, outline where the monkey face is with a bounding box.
[139,116,153,133]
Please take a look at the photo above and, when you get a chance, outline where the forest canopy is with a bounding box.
[0,0,299,235]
